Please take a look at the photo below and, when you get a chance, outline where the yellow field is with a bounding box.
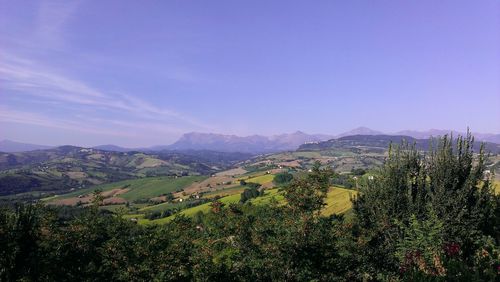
[245,174,275,184]
[149,193,242,225]
[251,188,284,205]
[251,186,358,215]
[142,186,357,225]
[322,187,358,216]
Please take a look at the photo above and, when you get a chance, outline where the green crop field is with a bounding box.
[119,176,206,201]
[46,175,207,202]
[251,188,284,205]
[245,174,275,184]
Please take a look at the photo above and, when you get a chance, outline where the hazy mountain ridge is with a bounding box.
[167,131,334,153]
[299,134,500,154]
[394,129,500,143]
[0,140,53,152]
[2,128,499,154]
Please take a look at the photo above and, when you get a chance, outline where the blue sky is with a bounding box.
[1,0,499,147]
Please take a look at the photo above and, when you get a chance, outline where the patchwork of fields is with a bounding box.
[42,152,497,227]
[47,175,206,205]
[42,157,360,227]
[143,186,356,225]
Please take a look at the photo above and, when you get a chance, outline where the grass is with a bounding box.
[251,189,284,205]
[494,180,500,195]
[322,186,358,216]
[245,174,275,185]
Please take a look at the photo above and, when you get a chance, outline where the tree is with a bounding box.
[240,186,262,203]
[273,172,294,185]
[283,162,332,215]
[353,133,499,278]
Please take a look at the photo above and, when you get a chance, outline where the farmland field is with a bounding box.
[139,201,187,213]
[143,186,357,225]
[245,174,275,185]
[119,176,206,201]
[250,188,284,205]
[322,186,358,216]
[46,175,206,204]
[150,193,243,225]
[203,185,246,198]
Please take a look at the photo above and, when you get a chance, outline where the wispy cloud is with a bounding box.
[0,52,213,132]
[0,0,217,145]
[0,107,132,137]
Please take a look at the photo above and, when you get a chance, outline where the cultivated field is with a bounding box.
[46,175,206,205]
[143,186,356,225]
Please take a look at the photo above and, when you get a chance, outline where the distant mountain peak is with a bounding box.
[167,131,333,153]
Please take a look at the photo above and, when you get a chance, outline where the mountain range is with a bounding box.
[166,131,333,153]
[2,127,499,153]
[0,140,53,153]
[299,134,500,154]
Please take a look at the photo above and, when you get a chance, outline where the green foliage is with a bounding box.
[395,212,446,276]
[283,161,332,215]
[239,186,262,203]
[273,171,294,185]
[353,132,500,279]
[351,168,366,176]
[0,204,43,281]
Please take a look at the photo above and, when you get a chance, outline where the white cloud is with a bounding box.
[0,1,217,143]
[0,107,132,137]
[0,52,213,132]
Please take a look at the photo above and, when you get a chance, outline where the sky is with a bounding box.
[0,0,499,147]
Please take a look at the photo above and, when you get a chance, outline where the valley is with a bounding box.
[1,133,499,226]
[4,133,488,226]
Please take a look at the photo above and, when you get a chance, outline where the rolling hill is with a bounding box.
[0,146,250,197]
[145,186,357,225]
[46,175,206,205]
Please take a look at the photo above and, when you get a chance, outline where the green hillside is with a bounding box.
[0,146,250,197]
[144,186,355,225]
[46,175,206,204]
